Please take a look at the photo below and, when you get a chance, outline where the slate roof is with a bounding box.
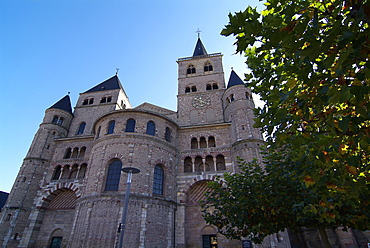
[227,70,245,88]
[193,38,208,57]
[84,75,123,93]
[48,95,73,114]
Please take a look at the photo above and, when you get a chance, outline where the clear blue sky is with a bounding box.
[0,0,264,193]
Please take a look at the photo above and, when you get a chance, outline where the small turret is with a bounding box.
[223,70,263,159]
[0,95,73,247]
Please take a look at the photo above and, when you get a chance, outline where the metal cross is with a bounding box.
[116,68,119,75]
[196,28,202,38]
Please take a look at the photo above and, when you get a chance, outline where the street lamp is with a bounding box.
[118,167,140,248]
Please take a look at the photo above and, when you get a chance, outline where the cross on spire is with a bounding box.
[196,28,202,38]
[116,68,119,75]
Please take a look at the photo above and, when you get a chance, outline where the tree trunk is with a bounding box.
[317,225,331,248]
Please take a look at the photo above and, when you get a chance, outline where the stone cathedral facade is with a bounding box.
[1,39,368,248]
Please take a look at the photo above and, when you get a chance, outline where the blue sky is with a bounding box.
[0,0,264,193]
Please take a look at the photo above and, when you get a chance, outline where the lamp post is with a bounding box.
[118,167,140,248]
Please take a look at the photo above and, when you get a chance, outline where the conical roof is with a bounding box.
[227,70,245,88]
[84,75,123,93]
[48,95,73,114]
[193,38,208,57]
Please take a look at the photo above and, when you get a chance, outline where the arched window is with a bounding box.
[184,157,192,173]
[52,116,59,123]
[125,119,136,133]
[82,99,88,105]
[165,127,171,142]
[57,117,64,125]
[52,166,62,180]
[89,98,94,105]
[191,86,197,92]
[107,96,112,102]
[191,138,198,149]
[71,147,79,158]
[204,62,213,72]
[78,163,87,178]
[100,97,106,103]
[187,65,196,74]
[146,121,155,136]
[199,137,207,148]
[153,165,164,195]
[104,159,122,191]
[206,84,212,90]
[230,94,235,102]
[96,126,101,138]
[64,148,72,159]
[195,156,204,172]
[212,83,218,89]
[205,155,214,171]
[216,155,226,171]
[185,87,191,93]
[107,120,115,134]
[76,122,86,135]
[61,165,70,179]
[69,164,79,179]
[208,136,216,147]
[79,147,86,158]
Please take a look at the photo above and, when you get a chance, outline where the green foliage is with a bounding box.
[203,0,370,243]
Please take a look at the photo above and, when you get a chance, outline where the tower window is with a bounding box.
[153,165,164,195]
[89,98,94,105]
[216,155,226,171]
[104,159,122,191]
[57,118,64,125]
[191,86,197,92]
[212,83,218,89]
[165,127,171,142]
[184,157,192,173]
[50,237,63,248]
[185,87,191,93]
[96,126,101,138]
[191,138,198,149]
[52,166,62,180]
[100,97,106,103]
[52,116,59,123]
[64,148,72,159]
[107,120,115,134]
[76,122,86,135]
[208,136,216,147]
[125,119,136,133]
[206,84,212,90]
[204,62,213,72]
[146,121,156,136]
[187,65,196,74]
[199,137,207,148]
[107,96,112,102]
[82,99,88,105]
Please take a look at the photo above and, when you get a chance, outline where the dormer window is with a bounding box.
[204,62,213,72]
[187,65,196,74]
[100,96,112,103]
[83,98,94,105]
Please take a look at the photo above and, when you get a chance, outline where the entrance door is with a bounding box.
[203,235,217,248]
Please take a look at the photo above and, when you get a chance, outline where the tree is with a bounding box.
[202,0,370,246]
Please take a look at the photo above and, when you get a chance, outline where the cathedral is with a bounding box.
[0,38,368,248]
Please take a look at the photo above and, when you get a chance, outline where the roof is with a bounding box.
[227,70,245,88]
[48,95,73,114]
[192,38,208,57]
[84,75,123,93]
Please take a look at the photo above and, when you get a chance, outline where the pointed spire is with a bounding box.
[48,95,73,114]
[227,70,245,88]
[193,38,208,57]
[84,75,123,93]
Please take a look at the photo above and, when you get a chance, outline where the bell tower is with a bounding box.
[177,38,226,126]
